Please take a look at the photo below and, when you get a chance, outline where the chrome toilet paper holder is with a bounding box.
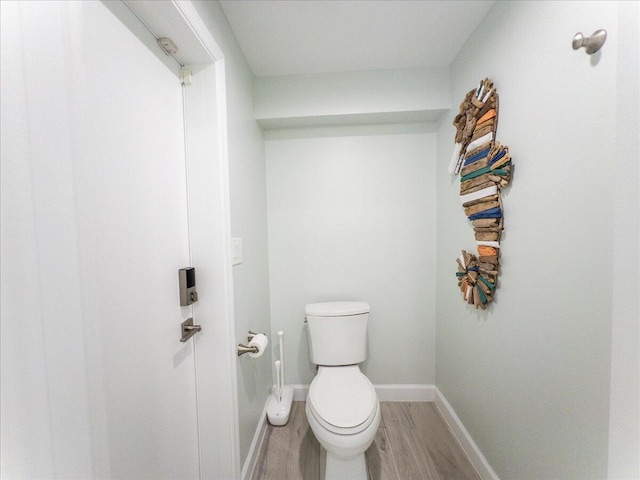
[237,331,262,356]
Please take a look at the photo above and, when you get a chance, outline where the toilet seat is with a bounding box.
[307,366,377,435]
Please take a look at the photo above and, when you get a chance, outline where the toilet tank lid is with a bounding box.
[305,301,370,317]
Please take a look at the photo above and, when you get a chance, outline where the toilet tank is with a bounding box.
[305,301,370,366]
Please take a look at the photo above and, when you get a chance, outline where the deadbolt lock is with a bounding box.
[179,267,198,306]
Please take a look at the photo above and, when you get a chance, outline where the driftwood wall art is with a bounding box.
[448,78,512,309]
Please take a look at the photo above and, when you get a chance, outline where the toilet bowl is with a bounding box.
[306,366,380,479]
[304,302,379,480]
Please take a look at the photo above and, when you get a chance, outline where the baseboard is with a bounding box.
[240,397,270,480]
[292,383,435,402]
[291,384,309,401]
[434,387,500,480]
[375,384,435,401]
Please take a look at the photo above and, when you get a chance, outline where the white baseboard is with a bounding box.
[375,384,435,401]
[291,383,435,402]
[240,398,270,480]
[291,384,309,401]
[434,387,500,480]
[243,384,498,480]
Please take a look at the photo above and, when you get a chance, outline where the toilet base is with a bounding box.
[321,447,367,480]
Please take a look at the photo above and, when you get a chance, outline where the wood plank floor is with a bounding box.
[252,402,479,480]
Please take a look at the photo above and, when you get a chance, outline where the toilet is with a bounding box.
[304,301,381,480]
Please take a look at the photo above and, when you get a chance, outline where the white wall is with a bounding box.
[435,1,638,478]
[191,1,273,468]
[0,3,95,476]
[255,68,450,128]
[266,124,437,386]
[608,2,640,478]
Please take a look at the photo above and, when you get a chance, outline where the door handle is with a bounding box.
[180,317,201,342]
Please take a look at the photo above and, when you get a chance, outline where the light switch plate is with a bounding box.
[231,238,242,265]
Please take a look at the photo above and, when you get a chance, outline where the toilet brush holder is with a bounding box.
[267,331,293,426]
[266,384,293,426]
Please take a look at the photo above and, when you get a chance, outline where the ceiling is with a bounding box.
[219,0,495,77]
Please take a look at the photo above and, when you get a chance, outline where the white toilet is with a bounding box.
[304,301,381,480]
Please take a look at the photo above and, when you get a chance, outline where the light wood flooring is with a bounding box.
[252,401,479,480]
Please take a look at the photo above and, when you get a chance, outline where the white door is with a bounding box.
[1,1,202,478]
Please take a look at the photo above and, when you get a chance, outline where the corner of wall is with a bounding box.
[608,1,640,477]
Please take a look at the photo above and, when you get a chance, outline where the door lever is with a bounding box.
[180,318,201,342]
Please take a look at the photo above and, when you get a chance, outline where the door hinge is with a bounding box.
[180,68,192,86]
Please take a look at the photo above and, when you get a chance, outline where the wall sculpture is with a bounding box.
[449,78,512,309]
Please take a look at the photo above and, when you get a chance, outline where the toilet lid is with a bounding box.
[308,366,376,430]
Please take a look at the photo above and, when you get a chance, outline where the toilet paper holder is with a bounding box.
[237,331,263,356]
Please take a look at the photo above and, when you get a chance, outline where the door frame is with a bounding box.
[112,1,240,477]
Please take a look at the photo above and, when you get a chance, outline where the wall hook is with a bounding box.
[572,29,607,55]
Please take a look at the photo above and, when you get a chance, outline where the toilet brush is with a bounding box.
[275,360,282,402]
[277,331,286,400]
[267,331,293,426]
